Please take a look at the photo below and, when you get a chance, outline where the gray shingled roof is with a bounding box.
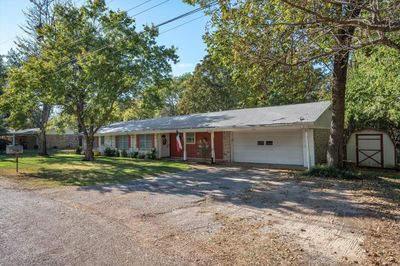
[97,101,331,135]
[0,128,40,136]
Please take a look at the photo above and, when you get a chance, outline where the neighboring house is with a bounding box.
[0,128,80,150]
[95,101,332,169]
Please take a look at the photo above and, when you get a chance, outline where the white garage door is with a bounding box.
[233,130,304,165]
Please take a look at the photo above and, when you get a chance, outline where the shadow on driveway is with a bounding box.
[77,166,400,221]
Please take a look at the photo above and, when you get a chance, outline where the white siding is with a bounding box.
[104,136,115,148]
[232,130,304,166]
[314,107,332,129]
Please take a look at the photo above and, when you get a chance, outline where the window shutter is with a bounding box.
[152,134,155,148]
[128,135,131,148]
[136,135,140,149]
[115,136,119,149]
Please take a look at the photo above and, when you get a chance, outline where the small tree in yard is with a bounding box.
[0,0,58,156]
[37,0,176,160]
[191,0,400,168]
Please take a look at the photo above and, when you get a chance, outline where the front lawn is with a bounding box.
[0,150,191,187]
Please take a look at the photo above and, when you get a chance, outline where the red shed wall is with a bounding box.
[170,132,223,160]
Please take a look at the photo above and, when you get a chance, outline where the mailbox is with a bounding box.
[6,145,24,155]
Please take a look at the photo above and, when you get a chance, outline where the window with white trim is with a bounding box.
[186,133,195,144]
[139,134,153,150]
[116,135,129,150]
[100,136,105,145]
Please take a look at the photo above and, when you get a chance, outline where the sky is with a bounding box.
[0,0,210,75]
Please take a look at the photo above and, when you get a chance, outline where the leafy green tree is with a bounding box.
[120,75,189,120]
[179,55,325,114]
[37,0,176,160]
[178,57,243,114]
[1,0,59,155]
[189,0,400,168]
[0,56,8,133]
[346,46,400,145]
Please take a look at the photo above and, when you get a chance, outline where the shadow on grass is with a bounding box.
[28,161,187,186]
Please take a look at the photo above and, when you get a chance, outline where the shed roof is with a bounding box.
[97,101,331,135]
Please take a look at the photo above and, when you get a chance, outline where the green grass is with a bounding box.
[0,150,191,187]
[304,164,363,179]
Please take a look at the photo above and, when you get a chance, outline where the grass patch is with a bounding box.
[0,150,191,187]
[304,164,363,179]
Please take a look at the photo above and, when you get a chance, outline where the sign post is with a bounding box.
[6,145,23,174]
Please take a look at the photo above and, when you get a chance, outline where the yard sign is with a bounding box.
[6,145,23,173]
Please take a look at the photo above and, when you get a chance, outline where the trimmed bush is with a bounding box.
[138,153,146,159]
[121,149,128,158]
[304,164,363,180]
[75,146,82,155]
[104,147,116,157]
[130,151,139,158]
[145,148,157,160]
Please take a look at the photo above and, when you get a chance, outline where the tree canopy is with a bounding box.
[188,0,400,168]
[34,0,176,160]
[346,46,400,144]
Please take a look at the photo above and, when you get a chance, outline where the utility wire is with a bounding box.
[126,0,155,13]
[0,0,153,47]
[160,15,205,35]
[36,1,217,78]
[131,0,170,17]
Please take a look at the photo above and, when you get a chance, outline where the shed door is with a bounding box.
[356,134,383,168]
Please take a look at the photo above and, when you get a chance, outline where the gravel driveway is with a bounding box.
[1,166,399,265]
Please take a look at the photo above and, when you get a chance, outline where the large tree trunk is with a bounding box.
[37,128,48,156]
[326,49,349,168]
[83,134,94,161]
[326,3,361,169]
[37,103,51,156]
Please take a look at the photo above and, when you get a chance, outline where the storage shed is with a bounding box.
[346,129,396,168]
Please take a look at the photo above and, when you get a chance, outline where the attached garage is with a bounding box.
[232,130,304,166]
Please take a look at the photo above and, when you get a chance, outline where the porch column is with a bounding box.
[156,134,162,159]
[12,134,16,145]
[211,131,215,164]
[154,133,161,159]
[183,132,187,161]
[302,129,315,169]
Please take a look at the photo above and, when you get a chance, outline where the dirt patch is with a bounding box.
[203,213,310,265]
[363,219,400,265]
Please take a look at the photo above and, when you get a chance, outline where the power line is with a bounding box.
[0,37,16,46]
[155,3,212,28]
[126,0,154,13]
[36,1,217,78]
[131,0,170,17]
[0,0,154,48]
[159,15,205,35]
